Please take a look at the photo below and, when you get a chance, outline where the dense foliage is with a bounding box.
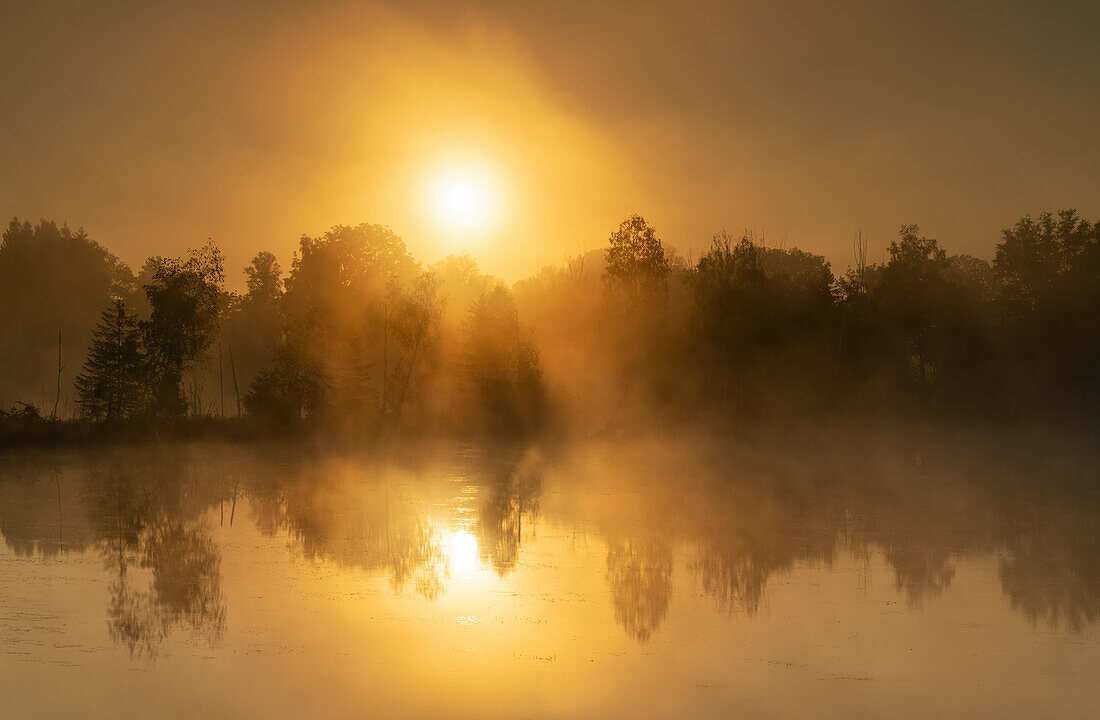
[1,208,1097,438]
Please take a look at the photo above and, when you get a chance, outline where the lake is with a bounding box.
[1,437,1098,718]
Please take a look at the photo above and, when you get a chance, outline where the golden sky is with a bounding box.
[3,0,1098,284]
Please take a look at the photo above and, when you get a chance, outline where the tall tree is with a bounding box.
[459,286,546,434]
[0,219,133,408]
[875,225,950,386]
[141,242,225,416]
[994,209,1097,320]
[603,214,670,300]
[385,272,444,423]
[222,251,286,398]
[994,209,1100,411]
[692,232,836,415]
[279,223,420,418]
[244,250,283,304]
[75,299,146,421]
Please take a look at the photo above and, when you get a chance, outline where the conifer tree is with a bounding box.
[75,298,145,420]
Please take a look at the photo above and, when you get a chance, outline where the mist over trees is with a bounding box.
[0,219,133,414]
[1,207,1097,441]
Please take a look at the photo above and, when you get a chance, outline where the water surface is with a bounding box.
[1,439,1098,718]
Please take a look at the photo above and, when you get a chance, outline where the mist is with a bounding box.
[4,206,1096,444]
[3,3,1100,712]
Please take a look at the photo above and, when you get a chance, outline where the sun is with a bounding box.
[426,163,501,236]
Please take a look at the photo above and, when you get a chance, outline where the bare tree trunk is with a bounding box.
[52,329,63,420]
[392,335,422,425]
[853,229,868,295]
[382,304,388,416]
[219,343,225,419]
[228,344,241,416]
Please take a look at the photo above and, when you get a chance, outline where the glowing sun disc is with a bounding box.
[427,167,498,234]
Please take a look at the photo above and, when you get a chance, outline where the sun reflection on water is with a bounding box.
[445,530,481,580]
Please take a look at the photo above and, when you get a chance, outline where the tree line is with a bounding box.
[0,208,1096,439]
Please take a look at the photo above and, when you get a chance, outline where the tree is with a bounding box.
[605,537,673,642]
[603,214,670,299]
[459,286,547,434]
[875,225,950,386]
[693,232,766,373]
[994,209,1097,320]
[141,242,225,416]
[430,253,494,325]
[0,218,133,409]
[994,210,1100,411]
[75,299,146,420]
[280,223,420,419]
[385,272,444,423]
[599,216,674,420]
[222,251,286,401]
[692,232,836,415]
[244,250,283,304]
[244,344,323,423]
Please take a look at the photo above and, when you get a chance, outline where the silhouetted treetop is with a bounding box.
[0,218,134,410]
[75,298,145,421]
[287,223,418,300]
[604,214,670,298]
[245,250,283,305]
[995,209,1099,319]
[2,205,1097,431]
[141,242,226,416]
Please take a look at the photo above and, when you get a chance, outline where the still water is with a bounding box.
[1,439,1098,718]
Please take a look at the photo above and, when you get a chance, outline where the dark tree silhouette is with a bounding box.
[1,206,1097,436]
[0,219,132,411]
[875,225,951,386]
[244,250,283,303]
[459,286,547,434]
[691,232,835,415]
[243,344,322,423]
[993,210,1100,412]
[994,210,1096,320]
[603,214,670,299]
[141,242,225,416]
[75,298,145,421]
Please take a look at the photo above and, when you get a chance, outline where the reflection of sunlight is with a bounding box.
[446,530,480,579]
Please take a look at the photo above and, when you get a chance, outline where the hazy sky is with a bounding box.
[3,0,1098,284]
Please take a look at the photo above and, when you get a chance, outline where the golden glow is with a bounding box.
[426,163,501,241]
[445,529,480,577]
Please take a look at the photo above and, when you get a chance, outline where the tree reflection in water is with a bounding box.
[244,455,445,599]
[243,444,548,595]
[473,445,543,577]
[81,456,226,658]
[998,503,1100,632]
[0,457,93,559]
[606,537,673,641]
[0,438,1098,648]
[564,439,1100,641]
